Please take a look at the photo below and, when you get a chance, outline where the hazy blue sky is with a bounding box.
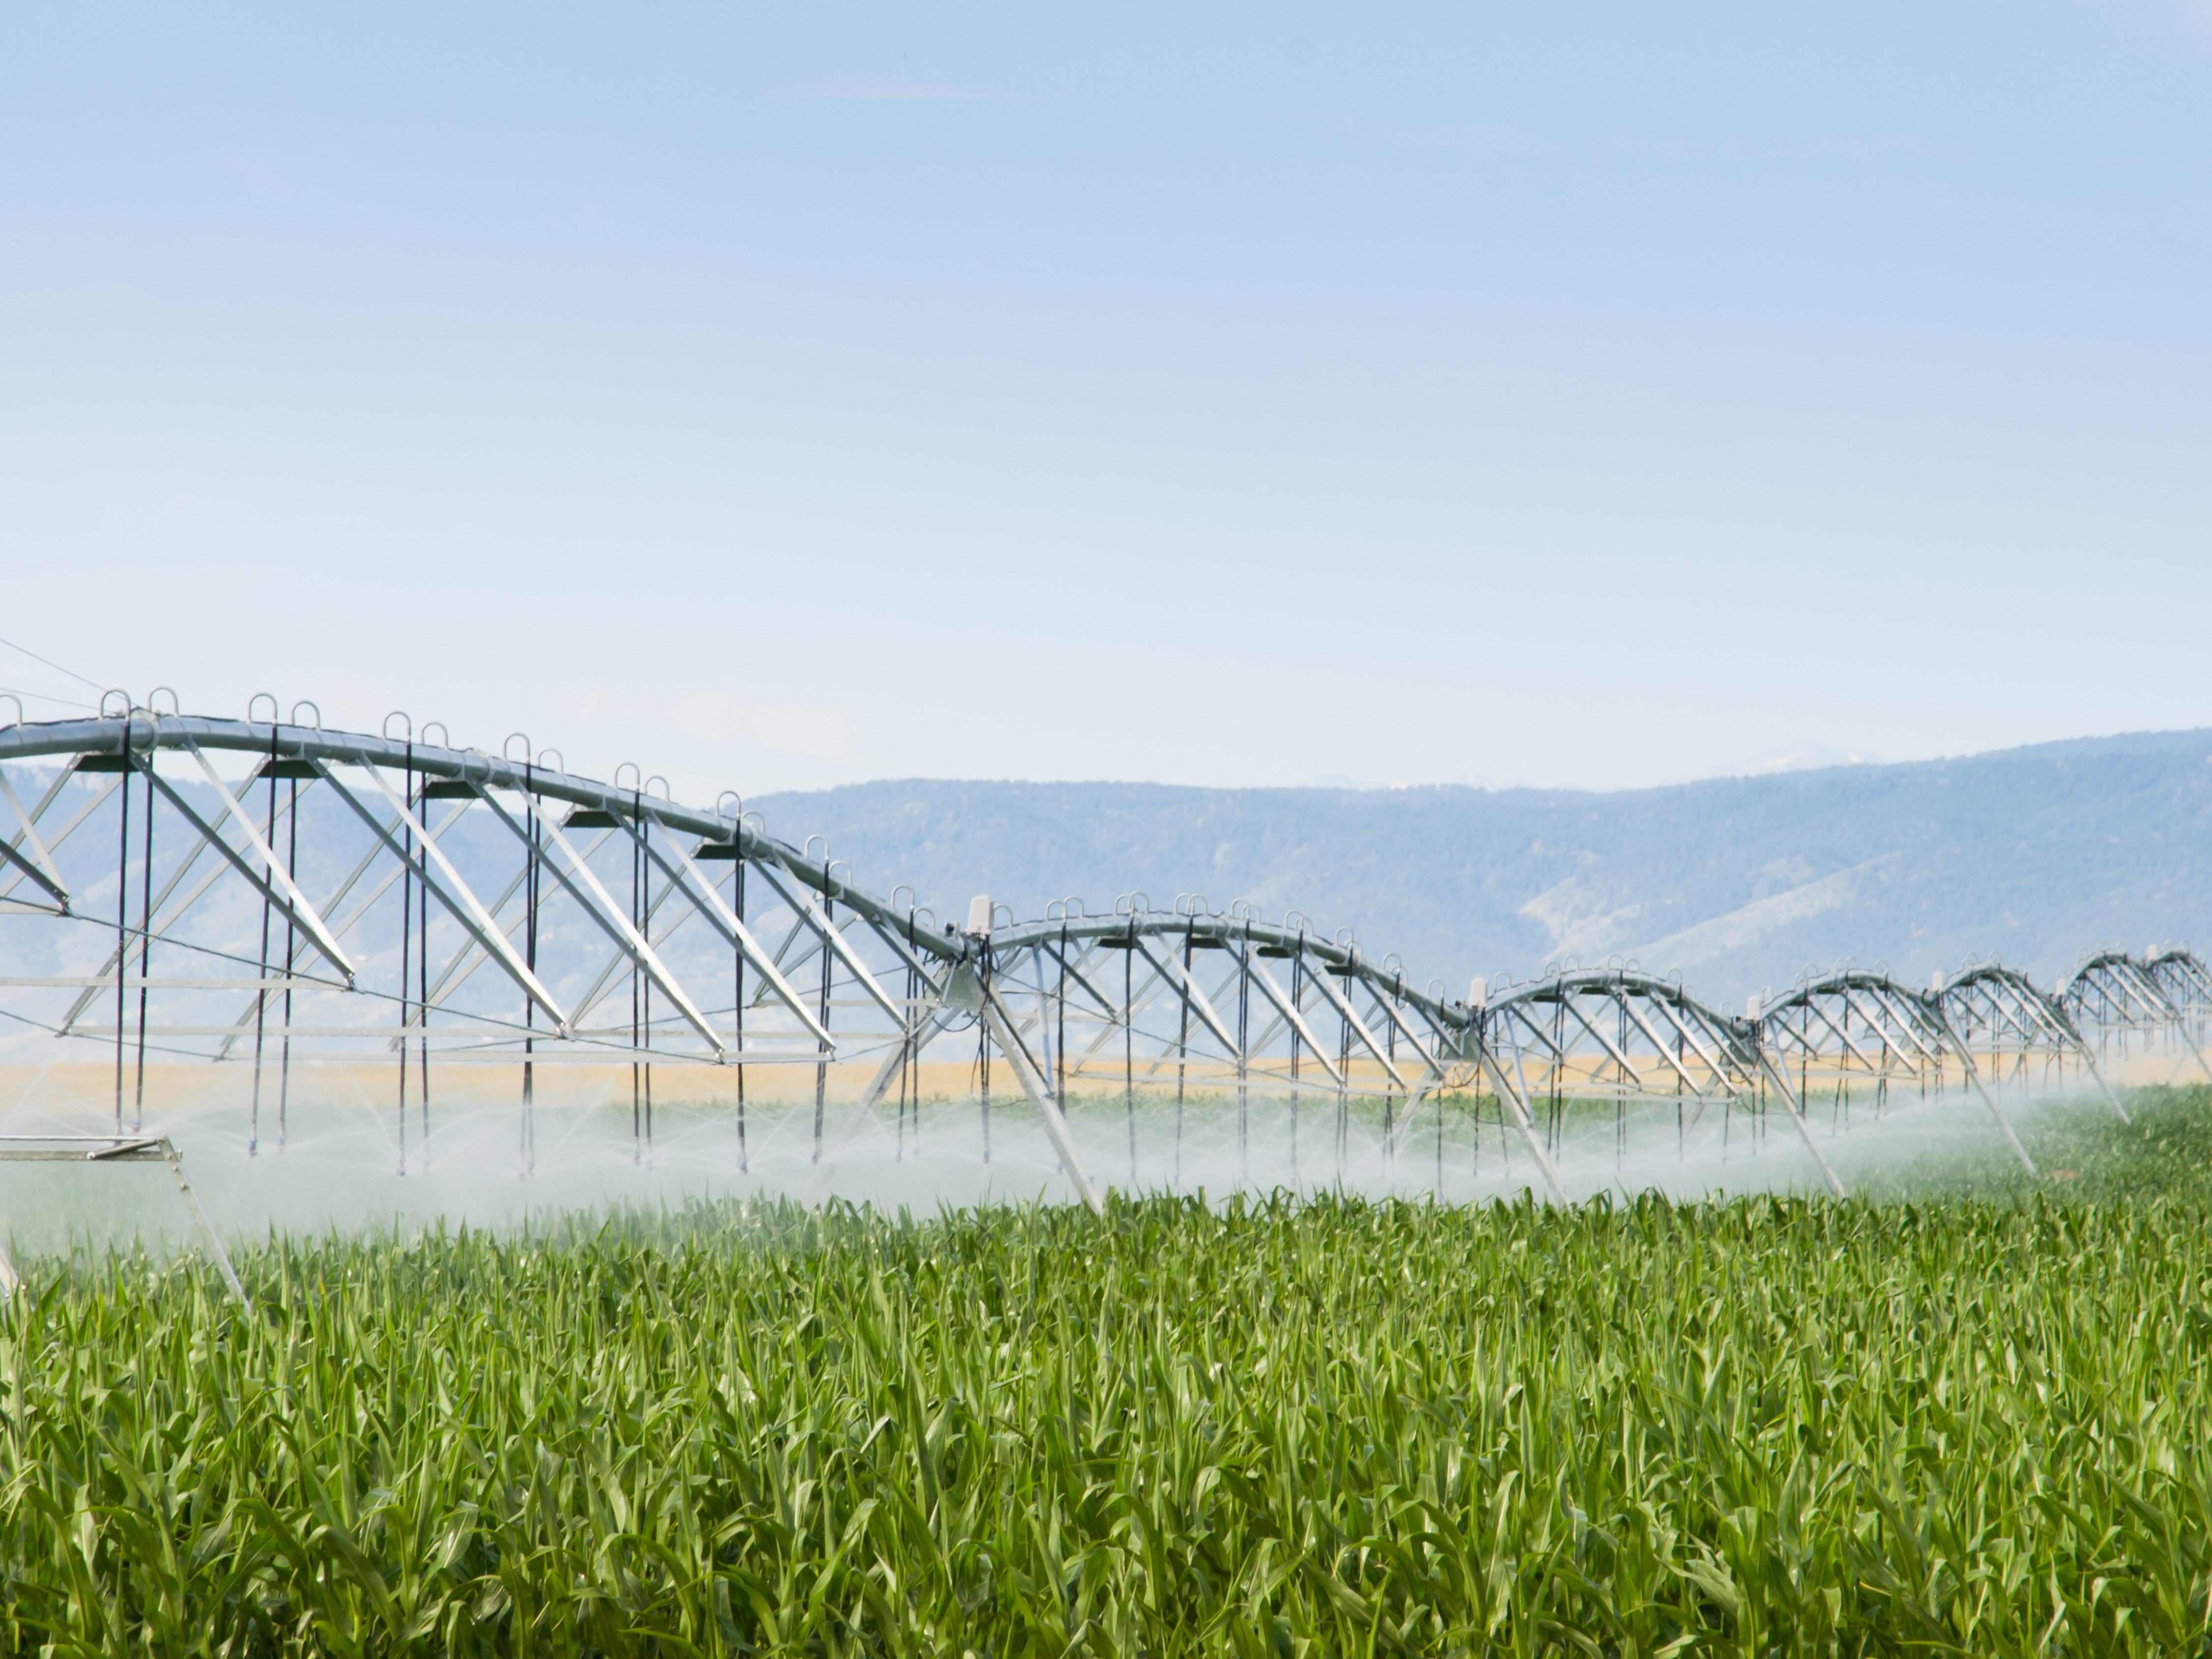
[4,2,2209,801]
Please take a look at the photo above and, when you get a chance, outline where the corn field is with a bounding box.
[2,1093,2211,1654]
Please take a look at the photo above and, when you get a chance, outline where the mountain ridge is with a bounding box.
[751,728,2212,1004]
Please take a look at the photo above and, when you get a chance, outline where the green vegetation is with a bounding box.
[1852,1081,2212,1204]
[3,1094,2212,1654]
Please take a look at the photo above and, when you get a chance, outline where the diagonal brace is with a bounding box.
[143,756,356,985]
[319,757,569,1030]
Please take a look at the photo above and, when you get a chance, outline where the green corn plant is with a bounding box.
[0,1089,2207,1654]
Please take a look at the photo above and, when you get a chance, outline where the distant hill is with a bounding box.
[753,729,2212,1007]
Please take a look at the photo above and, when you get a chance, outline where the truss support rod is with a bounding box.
[979,971,1106,1216]
[614,816,834,1047]
[1924,1011,2038,1176]
[1071,949,1176,1067]
[853,988,953,1118]
[1617,994,1721,1100]
[0,765,72,903]
[2002,979,2132,1123]
[561,866,699,1034]
[1786,994,1889,1076]
[1862,982,1950,1066]
[1042,938,1132,1020]
[2104,966,2170,1024]
[0,769,68,909]
[65,789,313,1038]
[179,745,364,981]
[1495,1002,1565,1069]
[1243,954,1344,1088]
[2068,1038,2132,1124]
[1558,992,1658,1093]
[1747,1048,1849,1196]
[1368,994,1448,1147]
[1300,961,1411,1092]
[143,760,356,986]
[1396,996,1468,1064]
[843,902,948,985]
[1132,935,1241,1057]
[750,862,905,1025]
[1470,1044,1570,1205]
[319,759,570,1031]
[61,1136,251,1306]
[1365,987,1447,1083]
[0,836,65,912]
[2150,996,2212,1088]
[161,1144,249,1307]
[527,817,724,1055]
[0,769,115,910]
[1835,985,1923,1069]
[404,832,540,1014]
[2004,989,2068,1048]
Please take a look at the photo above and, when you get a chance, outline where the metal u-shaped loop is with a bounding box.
[100,689,132,718]
[383,711,413,742]
[0,694,20,729]
[613,761,642,792]
[503,732,532,765]
[147,686,181,717]
[290,700,322,730]
[247,692,279,725]
[421,722,450,749]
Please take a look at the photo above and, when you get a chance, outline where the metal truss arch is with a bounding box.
[3,708,2208,1207]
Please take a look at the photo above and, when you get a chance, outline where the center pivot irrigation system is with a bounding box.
[2,702,2209,1218]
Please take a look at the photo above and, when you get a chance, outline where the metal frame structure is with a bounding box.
[2061,949,2212,1089]
[2,707,2206,1212]
[0,1134,246,1303]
